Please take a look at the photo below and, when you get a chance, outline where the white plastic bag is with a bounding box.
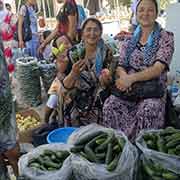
[136,129,180,173]
[68,124,138,180]
[18,143,73,180]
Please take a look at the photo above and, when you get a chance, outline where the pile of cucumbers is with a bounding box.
[28,149,70,171]
[70,130,126,172]
[142,127,180,156]
[140,158,180,180]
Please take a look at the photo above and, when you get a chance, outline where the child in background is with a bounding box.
[39,30,52,60]
[44,36,72,124]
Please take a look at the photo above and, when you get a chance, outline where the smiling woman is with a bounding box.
[62,18,115,126]
[102,0,175,141]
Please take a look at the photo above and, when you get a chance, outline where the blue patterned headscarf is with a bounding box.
[73,39,106,77]
[124,22,162,67]
[95,38,107,76]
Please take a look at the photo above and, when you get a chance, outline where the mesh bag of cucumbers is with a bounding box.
[18,143,73,180]
[16,57,41,107]
[136,127,180,180]
[68,124,138,180]
[38,59,56,93]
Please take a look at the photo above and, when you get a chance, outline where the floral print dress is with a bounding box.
[102,30,174,140]
[0,11,17,67]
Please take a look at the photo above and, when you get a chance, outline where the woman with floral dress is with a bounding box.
[63,18,114,126]
[102,0,174,140]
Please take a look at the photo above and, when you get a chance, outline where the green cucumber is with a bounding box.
[162,172,179,180]
[40,165,47,171]
[29,163,41,169]
[113,144,121,153]
[151,176,163,180]
[160,127,179,136]
[70,145,84,153]
[175,145,180,151]
[143,163,155,177]
[43,149,56,156]
[166,137,180,148]
[51,154,57,161]
[143,133,156,141]
[75,131,104,146]
[47,167,58,171]
[96,152,106,160]
[83,133,107,162]
[117,137,126,150]
[84,144,97,162]
[106,152,121,171]
[79,151,90,160]
[165,132,180,142]
[167,149,177,155]
[157,135,167,153]
[28,158,38,165]
[55,150,70,160]
[43,160,61,169]
[96,131,115,152]
[96,138,107,145]
[105,143,113,165]
[79,47,86,59]
[146,140,157,150]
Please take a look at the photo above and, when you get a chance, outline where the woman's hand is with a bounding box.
[99,68,112,87]
[38,43,46,54]
[19,40,25,48]
[71,59,86,76]
[115,74,133,92]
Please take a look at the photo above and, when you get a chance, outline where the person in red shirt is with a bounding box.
[0,0,17,73]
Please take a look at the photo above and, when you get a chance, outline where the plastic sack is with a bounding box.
[16,57,41,107]
[137,154,180,180]
[0,161,10,180]
[18,143,73,180]
[38,60,56,93]
[67,124,138,180]
[136,129,180,174]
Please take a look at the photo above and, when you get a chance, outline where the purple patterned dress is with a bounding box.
[102,30,174,140]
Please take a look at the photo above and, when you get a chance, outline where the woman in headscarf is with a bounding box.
[62,18,114,126]
[102,0,174,140]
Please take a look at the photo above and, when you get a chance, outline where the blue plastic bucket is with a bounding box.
[47,127,78,144]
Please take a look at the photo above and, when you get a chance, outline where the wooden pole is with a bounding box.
[47,0,52,17]
[17,0,22,12]
[42,0,46,18]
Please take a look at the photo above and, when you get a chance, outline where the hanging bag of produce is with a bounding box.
[38,59,56,93]
[16,57,41,107]
[18,143,73,180]
[67,124,138,180]
[136,127,180,179]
